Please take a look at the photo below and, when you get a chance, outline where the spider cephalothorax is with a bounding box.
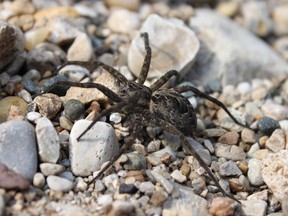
[42,32,248,202]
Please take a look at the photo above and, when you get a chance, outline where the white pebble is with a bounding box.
[33,172,45,188]
[171,170,187,183]
[47,175,74,192]
[26,112,42,122]
[109,112,122,124]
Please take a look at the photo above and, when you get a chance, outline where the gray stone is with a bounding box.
[58,171,74,182]
[215,143,246,161]
[69,120,119,176]
[241,200,267,216]
[150,170,174,194]
[219,161,242,177]
[188,9,288,86]
[0,120,37,180]
[124,152,146,170]
[47,175,74,192]
[261,150,288,203]
[36,117,60,163]
[163,183,209,215]
[64,99,84,121]
[58,65,89,82]
[139,181,155,195]
[128,14,199,81]
[257,116,280,136]
[248,158,264,186]
[241,1,273,37]
[26,42,66,74]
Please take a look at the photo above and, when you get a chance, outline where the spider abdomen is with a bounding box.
[150,89,197,136]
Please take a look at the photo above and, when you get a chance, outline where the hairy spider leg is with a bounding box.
[37,81,122,102]
[147,113,240,203]
[137,32,152,84]
[54,60,128,84]
[175,85,249,129]
[77,92,141,141]
[150,70,178,92]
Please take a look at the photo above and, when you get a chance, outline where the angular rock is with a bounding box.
[69,120,119,176]
[128,14,199,81]
[241,200,267,216]
[215,143,246,161]
[35,116,60,163]
[261,150,288,203]
[219,161,242,177]
[34,93,62,119]
[150,170,173,194]
[0,120,37,180]
[209,197,237,216]
[265,129,285,153]
[171,170,187,183]
[163,183,209,215]
[261,103,288,121]
[189,9,288,86]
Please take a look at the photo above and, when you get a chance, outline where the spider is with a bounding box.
[42,32,248,202]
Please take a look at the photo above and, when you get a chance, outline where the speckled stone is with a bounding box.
[257,116,280,136]
[64,99,84,121]
[34,93,62,119]
[0,96,28,123]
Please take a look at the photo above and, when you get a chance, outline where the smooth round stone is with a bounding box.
[237,82,252,95]
[26,111,42,123]
[109,112,122,124]
[39,163,64,176]
[257,116,280,136]
[35,116,60,163]
[33,172,45,188]
[0,96,28,123]
[59,116,73,131]
[17,89,32,103]
[64,99,84,121]
[97,194,113,206]
[47,175,73,192]
[69,120,119,176]
[24,27,49,51]
[0,120,37,180]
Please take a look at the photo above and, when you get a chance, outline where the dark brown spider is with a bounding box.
[43,32,248,202]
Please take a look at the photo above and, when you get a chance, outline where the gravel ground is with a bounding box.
[1,0,288,215]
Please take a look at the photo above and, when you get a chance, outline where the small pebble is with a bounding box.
[241,128,256,144]
[47,175,73,192]
[218,131,239,145]
[215,143,246,161]
[119,183,138,194]
[257,116,280,136]
[64,99,84,121]
[0,96,28,123]
[33,172,45,188]
[219,161,242,177]
[97,194,113,206]
[109,112,122,124]
[170,170,187,183]
[39,163,64,176]
[209,197,237,216]
[139,181,155,195]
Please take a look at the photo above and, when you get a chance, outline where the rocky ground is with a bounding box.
[1,0,288,215]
